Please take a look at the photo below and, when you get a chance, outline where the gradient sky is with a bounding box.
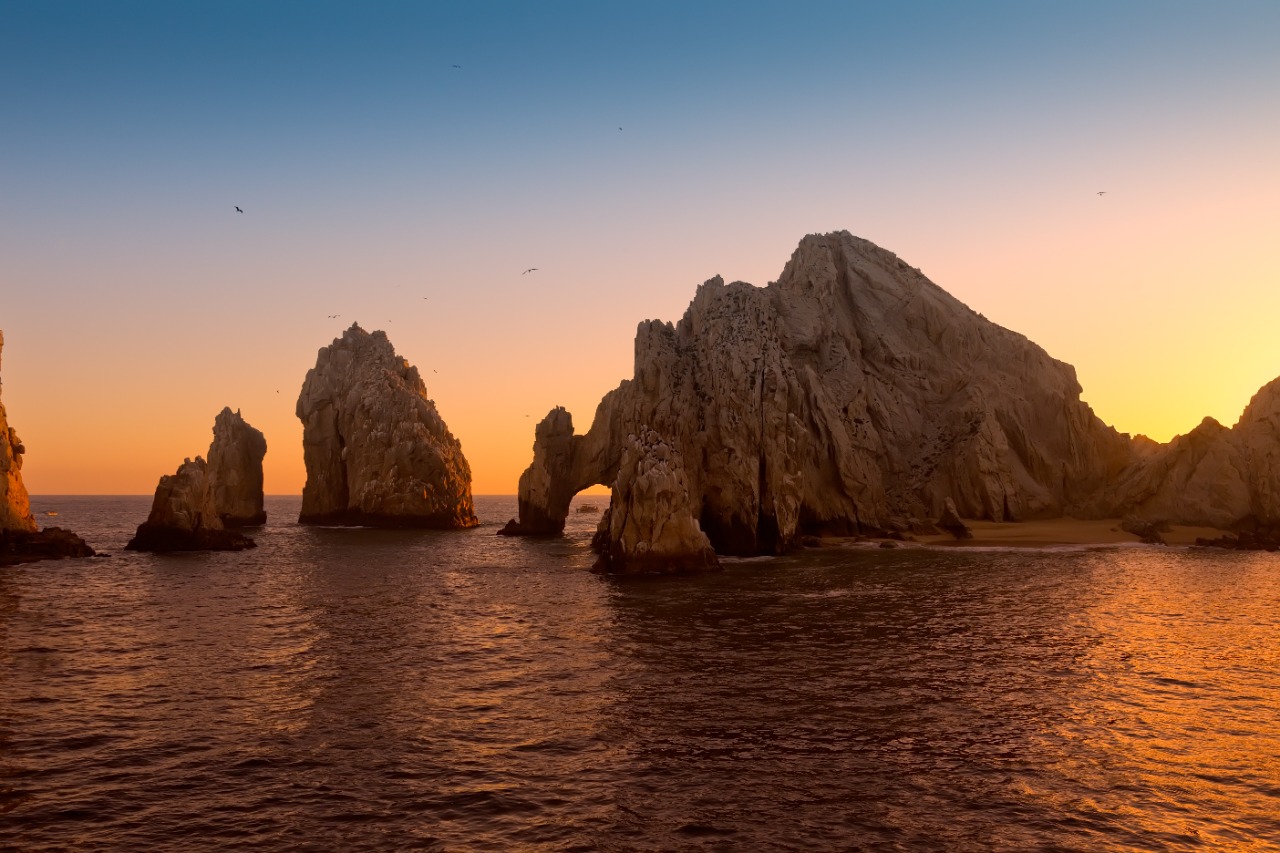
[3,1,1278,495]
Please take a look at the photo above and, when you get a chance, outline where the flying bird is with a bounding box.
[1097,191,1106,196]
[522,268,539,274]
[235,206,244,213]
[452,64,462,69]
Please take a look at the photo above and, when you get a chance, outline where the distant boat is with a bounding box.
[43,510,59,516]
[576,504,600,514]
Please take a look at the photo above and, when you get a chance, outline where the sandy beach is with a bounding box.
[858,518,1230,549]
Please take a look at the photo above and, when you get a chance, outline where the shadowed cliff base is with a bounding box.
[504,231,1280,569]
[125,522,255,553]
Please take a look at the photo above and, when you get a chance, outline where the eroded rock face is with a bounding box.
[592,428,718,575]
[511,232,1134,556]
[208,407,267,526]
[297,324,477,528]
[0,331,37,534]
[126,456,255,552]
[1087,377,1280,530]
[0,330,97,564]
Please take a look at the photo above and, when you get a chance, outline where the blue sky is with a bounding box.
[3,1,1278,492]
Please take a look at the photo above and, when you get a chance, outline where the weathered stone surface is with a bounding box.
[937,497,973,540]
[0,331,37,534]
[592,428,719,575]
[509,232,1134,555]
[297,324,476,528]
[208,407,267,526]
[0,330,97,564]
[126,457,256,552]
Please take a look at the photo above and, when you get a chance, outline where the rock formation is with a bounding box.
[1087,377,1280,532]
[937,498,973,540]
[591,428,719,574]
[207,407,267,526]
[296,324,477,528]
[126,456,255,552]
[507,231,1135,560]
[0,330,97,565]
[0,331,36,535]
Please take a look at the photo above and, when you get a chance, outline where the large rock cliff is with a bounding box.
[0,330,96,565]
[296,324,477,528]
[509,232,1137,562]
[207,407,267,526]
[126,456,256,552]
[0,331,37,534]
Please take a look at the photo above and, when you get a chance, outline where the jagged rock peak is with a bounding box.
[0,330,36,533]
[297,324,477,528]
[208,407,267,526]
[126,456,255,552]
[509,231,1135,557]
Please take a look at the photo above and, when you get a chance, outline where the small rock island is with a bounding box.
[126,408,265,552]
[296,324,477,528]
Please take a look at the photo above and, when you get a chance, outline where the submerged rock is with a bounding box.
[509,232,1133,556]
[591,428,719,575]
[297,324,477,528]
[126,456,256,552]
[1,527,98,566]
[207,407,267,526]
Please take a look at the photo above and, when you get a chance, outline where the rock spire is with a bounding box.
[296,324,477,528]
[208,407,267,526]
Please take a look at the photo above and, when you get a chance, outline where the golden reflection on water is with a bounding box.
[1043,550,1280,849]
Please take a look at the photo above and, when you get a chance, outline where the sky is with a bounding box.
[2,0,1277,495]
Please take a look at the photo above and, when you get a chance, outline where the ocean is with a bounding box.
[2,495,1279,851]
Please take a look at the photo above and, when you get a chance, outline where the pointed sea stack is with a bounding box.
[296,324,477,528]
[126,456,256,552]
[208,407,267,526]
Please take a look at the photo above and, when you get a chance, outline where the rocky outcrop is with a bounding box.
[1087,377,1280,533]
[592,428,718,575]
[937,498,973,540]
[126,456,255,552]
[0,330,97,564]
[1,331,36,535]
[509,232,1135,558]
[297,324,477,528]
[207,407,267,526]
[1,527,97,566]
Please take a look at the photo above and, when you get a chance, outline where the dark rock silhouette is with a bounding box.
[126,456,256,552]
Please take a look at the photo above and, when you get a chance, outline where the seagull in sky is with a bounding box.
[452,64,462,69]
[235,206,244,213]
[523,268,539,275]
[1096,191,1106,196]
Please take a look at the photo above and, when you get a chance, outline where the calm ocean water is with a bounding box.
[2,495,1279,851]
